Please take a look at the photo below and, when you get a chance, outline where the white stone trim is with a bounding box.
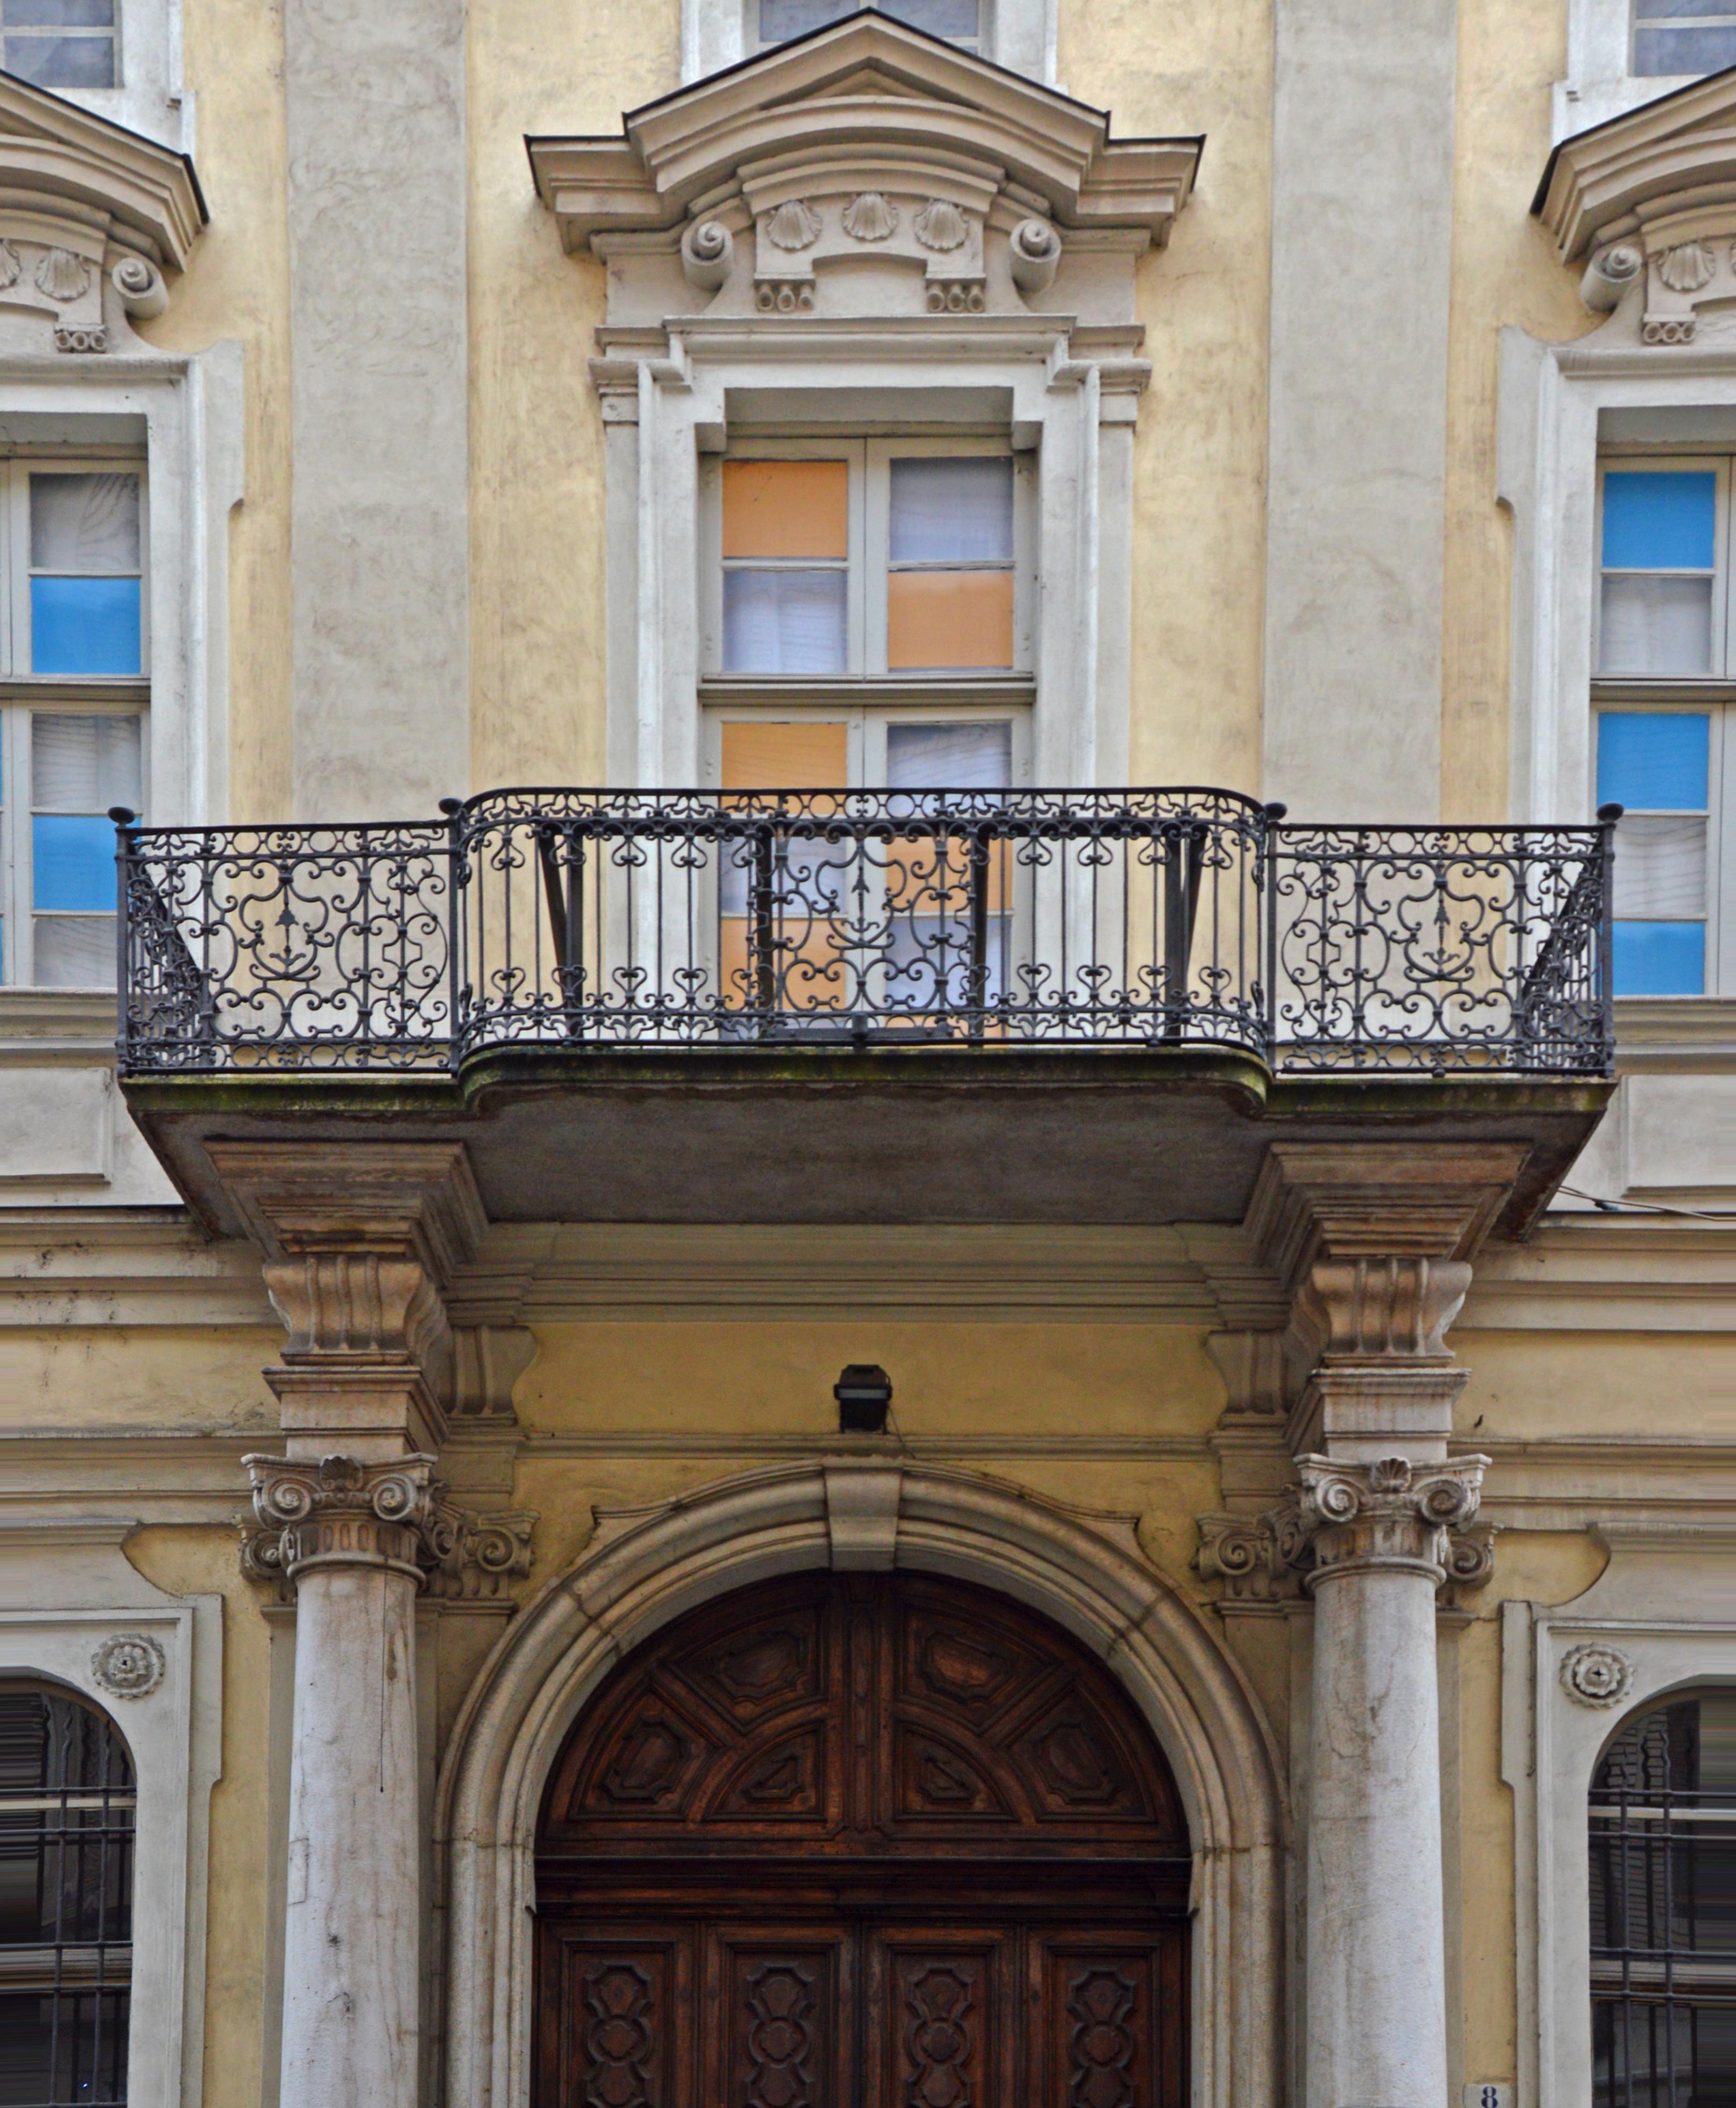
[0,1517,222,2108]
[0,345,243,826]
[1496,326,1736,825]
[1552,0,1721,143]
[433,1459,1288,2108]
[681,0,1060,85]
[1500,1523,1736,2108]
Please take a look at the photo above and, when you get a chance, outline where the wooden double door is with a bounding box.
[535,1572,1191,2108]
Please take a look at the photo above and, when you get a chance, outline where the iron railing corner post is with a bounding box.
[108,805,137,1066]
[1259,801,1287,1068]
[1596,802,1622,1072]
[440,796,466,1074]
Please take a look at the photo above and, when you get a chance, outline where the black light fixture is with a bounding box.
[834,1363,893,1434]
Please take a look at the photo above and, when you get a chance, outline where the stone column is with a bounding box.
[1242,1142,1522,2108]
[209,1143,486,2108]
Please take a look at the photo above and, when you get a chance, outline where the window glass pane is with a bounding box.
[887,571,1014,670]
[723,461,849,561]
[758,0,855,37]
[1634,21,1736,70]
[886,720,1012,788]
[889,458,1013,563]
[31,576,142,674]
[880,0,980,37]
[6,0,115,21]
[1611,920,1706,993]
[1611,815,1707,918]
[719,718,849,789]
[1597,712,1710,809]
[31,474,141,573]
[1600,573,1713,674]
[33,912,115,983]
[33,813,115,911]
[1602,470,1717,569]
[723,570,848,674]
[32,714,141,811]
[3,30,114,82]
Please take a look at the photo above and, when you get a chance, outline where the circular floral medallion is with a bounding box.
[1559,1642,1633,1709]
[91,1631,166,1700]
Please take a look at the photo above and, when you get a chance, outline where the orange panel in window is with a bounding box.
[720,719,849,789]
[722,461,850,559]
[887,571,1015,670]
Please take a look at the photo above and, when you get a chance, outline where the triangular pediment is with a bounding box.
[1536,65,1736,260]
[528,13,1200,249]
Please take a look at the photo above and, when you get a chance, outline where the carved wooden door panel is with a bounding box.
[535,1573,1190,2108]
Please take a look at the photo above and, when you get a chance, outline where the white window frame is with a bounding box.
[1501,1528,1736,2108]
[681,0,1057,83]
[0,1520,222,2108]
[28,0,189,152]
[701,698,1034,787]
[699,435,1034,689]
[746,0,988,59]
[1553,0,1736,141]
[0,452,150,989]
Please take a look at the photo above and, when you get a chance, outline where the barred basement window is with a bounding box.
[1590,1685,1736,2108]
[0,1685,135,2108]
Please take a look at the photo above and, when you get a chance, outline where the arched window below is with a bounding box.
[0,1684,135,2107]
[1591,1684,1736,2106]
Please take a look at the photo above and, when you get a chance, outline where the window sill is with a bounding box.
[700,675,1035,708]
[0,987,118,1051]
[1614,993,1736,1066]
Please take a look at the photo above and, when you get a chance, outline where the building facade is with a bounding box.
[0,3,1731,2108]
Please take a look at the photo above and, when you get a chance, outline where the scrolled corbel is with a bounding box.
[1008,217,1062,295]
[681,219,734,294]
[1579,242,1642,314]
[112,255,169,319]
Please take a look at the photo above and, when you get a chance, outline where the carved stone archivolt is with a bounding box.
[240,1451,535,1601]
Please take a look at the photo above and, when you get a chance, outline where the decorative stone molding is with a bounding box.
[680,218,733,292]
[204,1141,486,1445]
[450,1323,538,1420]
[529,12,1199,326]
[1535,69,1736,344]
[91,1630,166,1698]
[0,72,203,356]
[240,1450,537,1600]
[1195,1496,1497,1605]
[1559,1640,1635,1707]
[1294,1453,1488,1586]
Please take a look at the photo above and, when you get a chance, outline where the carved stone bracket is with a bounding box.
[240,1450,536,1600]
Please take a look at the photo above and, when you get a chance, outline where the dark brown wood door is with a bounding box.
[535,1572,1190,2108]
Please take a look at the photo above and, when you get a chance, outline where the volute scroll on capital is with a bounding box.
[240,1451,536,1600]
[1294,1452,1489,1587]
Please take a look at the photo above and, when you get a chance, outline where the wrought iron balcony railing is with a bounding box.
[111,788,1615,1079]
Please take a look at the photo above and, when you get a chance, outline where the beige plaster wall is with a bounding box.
[0,1327,278,1428]
[1066,0,1273,794]
[465,0,677,795]
[147,0,294,822]
[1440,0,1595,823]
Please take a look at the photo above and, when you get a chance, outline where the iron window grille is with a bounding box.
[0,1685,134,2108]
[1590,1691,1736,2108]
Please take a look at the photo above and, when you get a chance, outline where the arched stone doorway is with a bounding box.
[533,1568,1191,2107]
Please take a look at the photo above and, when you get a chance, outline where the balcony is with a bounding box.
[112,788,1617,1233]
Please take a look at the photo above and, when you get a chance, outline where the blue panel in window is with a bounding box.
[1634,23,1736,73]
[1612,920,1706,995]
[1597,713,1710,809]
[1601,471,1718,570]
[30,576,140,675]
[33,814,116,911]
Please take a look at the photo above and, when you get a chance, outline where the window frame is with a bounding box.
[746,0,990,59]
[1630,0,1736,79]
[701,698,1034,789]
[0,0,122,94]
[0,452,150,990]
[699,434,1035,690]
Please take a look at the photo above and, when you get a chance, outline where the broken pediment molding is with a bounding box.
[1534,73,1736,345]
[529,13,1199,329]
[0,74,203,355]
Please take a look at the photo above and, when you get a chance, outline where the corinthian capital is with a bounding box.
[1294,1452,1487,1585]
